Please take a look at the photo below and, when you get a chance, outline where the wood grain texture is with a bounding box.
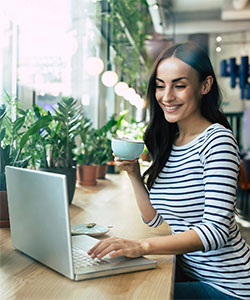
[0,171,174,300]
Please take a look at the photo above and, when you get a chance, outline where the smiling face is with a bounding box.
[155,57,205,126]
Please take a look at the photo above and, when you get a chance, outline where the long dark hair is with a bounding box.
[143,42,231,190]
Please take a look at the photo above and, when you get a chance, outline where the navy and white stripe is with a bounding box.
[147,123,250,299]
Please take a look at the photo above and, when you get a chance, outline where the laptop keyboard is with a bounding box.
[72,247,109,268]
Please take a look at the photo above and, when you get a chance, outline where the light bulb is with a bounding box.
[136,97,145,109]
[101,71,119,87]
[216,36,222,42]
[124,88,136,101]
[216,46,222,52]
[114,82,129,96]
[129,93,141,106]
[85,57,104,76]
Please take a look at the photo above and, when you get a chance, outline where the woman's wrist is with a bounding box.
[127,170,141,178]
[138,239,151,255]
[127,164,142,179]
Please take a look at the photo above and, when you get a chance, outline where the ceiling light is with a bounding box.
[129,93,141,106]
[135,97,145,109]
[101,70,118,87]
[124,88,136,101]
[114,81,129,96]
[216,36,222,42]
[147,0,164,34]
[85,56,104,76]
[216,46,222,52]
[101,2,118,88]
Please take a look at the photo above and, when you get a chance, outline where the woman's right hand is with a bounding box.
[114,155,141,176]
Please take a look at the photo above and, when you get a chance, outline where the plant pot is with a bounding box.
[39,167,76,205]
[0,190,10,228]
[96,164,108,179]
[77,165,97,186]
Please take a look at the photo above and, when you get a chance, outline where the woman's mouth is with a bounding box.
[164,104,181,113]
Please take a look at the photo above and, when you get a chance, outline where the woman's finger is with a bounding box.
[87,240,103,256]
[88,237,145,259]
[88,238,122,258]
[114,157,137,162]
[88,237,117,258]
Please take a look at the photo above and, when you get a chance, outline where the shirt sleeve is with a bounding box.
[142,211,164,227]
[192,129,240,252]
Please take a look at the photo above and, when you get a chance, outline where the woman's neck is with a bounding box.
[175,116,212,146]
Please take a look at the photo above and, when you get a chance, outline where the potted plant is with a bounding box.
[75,119,98,186]
[0,94,52,227]
[75,112,127,184]
[25,97,83,204]
[94,130,112,179]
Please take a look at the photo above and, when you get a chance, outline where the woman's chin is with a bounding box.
[164,113,179,123]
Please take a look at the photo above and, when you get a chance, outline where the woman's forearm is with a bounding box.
[140,229,204,255]
[128,172,156,222]
[88,229,204,259]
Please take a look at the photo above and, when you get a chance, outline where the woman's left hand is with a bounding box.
[87,237,147,259]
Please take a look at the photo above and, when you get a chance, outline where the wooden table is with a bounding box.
[0,171,175,300]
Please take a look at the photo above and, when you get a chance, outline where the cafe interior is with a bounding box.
[0,0,250,299]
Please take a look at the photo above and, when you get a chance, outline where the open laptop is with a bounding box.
[5,166,157,281]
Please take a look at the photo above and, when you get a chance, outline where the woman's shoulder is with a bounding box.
[201,123,235,144]
[199,123,239,157]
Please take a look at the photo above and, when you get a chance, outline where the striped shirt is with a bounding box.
[147,123,250,299]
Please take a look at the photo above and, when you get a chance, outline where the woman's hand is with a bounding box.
[87,237,147,259]
[114,155,140,176]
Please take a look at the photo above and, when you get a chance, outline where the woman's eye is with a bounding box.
[175,85,186,89]
[156,85,164,89]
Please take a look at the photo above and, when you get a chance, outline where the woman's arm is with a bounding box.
[141,229,203,255]
[88,229,203,259]
[88,158,204,259]
[115,157,156,222]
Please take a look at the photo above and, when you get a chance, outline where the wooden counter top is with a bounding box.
[0,171,174,300]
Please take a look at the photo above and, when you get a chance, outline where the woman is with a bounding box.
[88,42,250,299]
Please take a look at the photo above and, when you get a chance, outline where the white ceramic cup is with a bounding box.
[111,137,144,160]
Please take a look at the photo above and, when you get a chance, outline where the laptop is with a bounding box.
[5,166,157,281]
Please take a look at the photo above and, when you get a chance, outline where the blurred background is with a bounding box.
[0,0,250,232]
[0,0,249,130]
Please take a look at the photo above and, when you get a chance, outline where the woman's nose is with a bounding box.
[162,87,173,102]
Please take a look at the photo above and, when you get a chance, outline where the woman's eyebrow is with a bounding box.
[172,76,188,83]
[156,76,188,83]
[155,77,164,83]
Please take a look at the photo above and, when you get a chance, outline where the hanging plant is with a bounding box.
[109,0,152,94]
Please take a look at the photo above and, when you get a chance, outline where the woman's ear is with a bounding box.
[201,75,213,95]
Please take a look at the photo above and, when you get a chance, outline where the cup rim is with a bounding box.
[112,137,144,144]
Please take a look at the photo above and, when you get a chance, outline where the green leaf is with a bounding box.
[14,116,25,132]
[16,107,27,116]
[3,116,12,135]
[34,105,42,118]
[19,115,53,149]
[0,104,7,121]
[0,127,6,141]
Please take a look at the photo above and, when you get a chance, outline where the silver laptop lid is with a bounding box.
[5,166,74,280]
